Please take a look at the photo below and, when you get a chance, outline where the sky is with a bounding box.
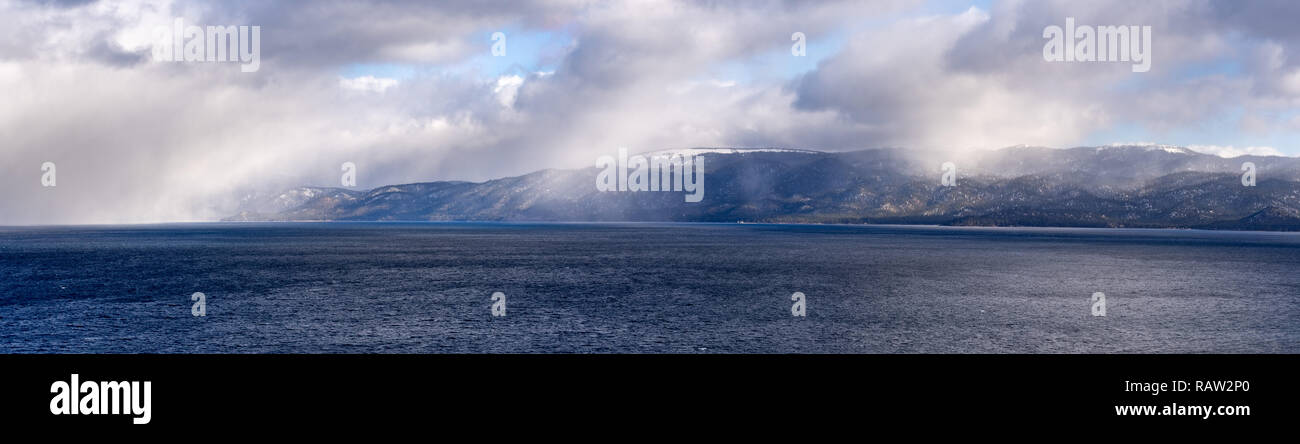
[1,0,1299,224]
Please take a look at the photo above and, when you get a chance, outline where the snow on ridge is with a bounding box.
[640,147,822,157]
[1098,142,1191,154]
[1185,144,1285,158]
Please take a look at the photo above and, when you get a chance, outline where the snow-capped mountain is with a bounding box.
[228,145,1300,230]
[638,147,822,157]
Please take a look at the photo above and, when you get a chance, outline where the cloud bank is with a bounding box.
[1,0,1297,223]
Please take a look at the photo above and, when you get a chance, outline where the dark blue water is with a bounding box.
[1,222,1297,353]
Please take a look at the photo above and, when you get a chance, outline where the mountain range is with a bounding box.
[226,144,1300,231]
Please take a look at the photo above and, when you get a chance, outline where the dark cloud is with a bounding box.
[18,0,98,8]
[195,0,568,69]
[86,36,148,66]
[791,0,1300,150]
[1211,0,1300,43]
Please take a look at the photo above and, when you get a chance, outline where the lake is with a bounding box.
[1,222,1296,353]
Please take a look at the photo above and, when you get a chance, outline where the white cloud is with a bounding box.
[1187,145,1284,158]
[339,75,399,93]
[493,74,524,107]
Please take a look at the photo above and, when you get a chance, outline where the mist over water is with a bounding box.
[1,222,1296,353]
